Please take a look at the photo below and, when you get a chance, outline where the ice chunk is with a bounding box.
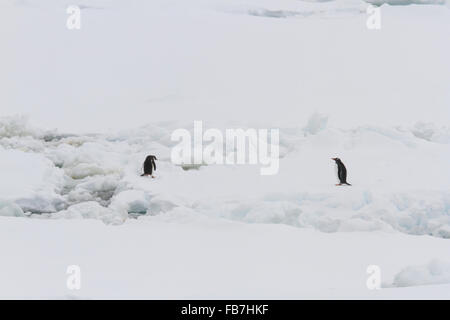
[0,148,65,213]
[303,113,328,136]
[393,259,450,287]
[109,190,152,214]
[0,115,39,138]
[0,201,25,217]
[51,201,127,225]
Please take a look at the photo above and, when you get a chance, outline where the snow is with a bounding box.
[51,201,126,225]
[411,122,450,144]
[392,259,450,287]
[0,114,449,298]
[1,0,450,132]
[0,146,65,213]
[0,0,449,299]
[0,201,24,217]
[1,216,450,299]
[366,0,446,5]
[109,190,152,215]
[3,116,448,237]
[303,112,329,136]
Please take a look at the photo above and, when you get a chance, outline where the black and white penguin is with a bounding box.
[332,158,351,186]
[141,155,157,177]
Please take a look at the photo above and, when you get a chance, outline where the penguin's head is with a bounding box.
[331,157,340,162]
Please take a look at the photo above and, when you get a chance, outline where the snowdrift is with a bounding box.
[392,259,450,287]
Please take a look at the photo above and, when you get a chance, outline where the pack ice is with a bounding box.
[0,115,449,238]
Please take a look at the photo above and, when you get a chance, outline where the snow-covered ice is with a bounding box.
[392,259,450,288]
[1,114,449,298]
[1,215,450,299]
[2,116,448,237]
[0,0,449,299]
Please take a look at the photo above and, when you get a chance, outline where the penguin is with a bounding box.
[141,155,157,177]
[331,158,351,186]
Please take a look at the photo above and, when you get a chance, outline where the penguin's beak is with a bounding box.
[331,158,336,160]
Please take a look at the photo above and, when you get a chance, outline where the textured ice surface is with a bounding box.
[1,116,449,238]
[392,259,450,287]
[0,0,449,299]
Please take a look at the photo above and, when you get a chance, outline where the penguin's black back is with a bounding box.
[335,158,350,185]
[337,161,347,182]
[142,155,157,175]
